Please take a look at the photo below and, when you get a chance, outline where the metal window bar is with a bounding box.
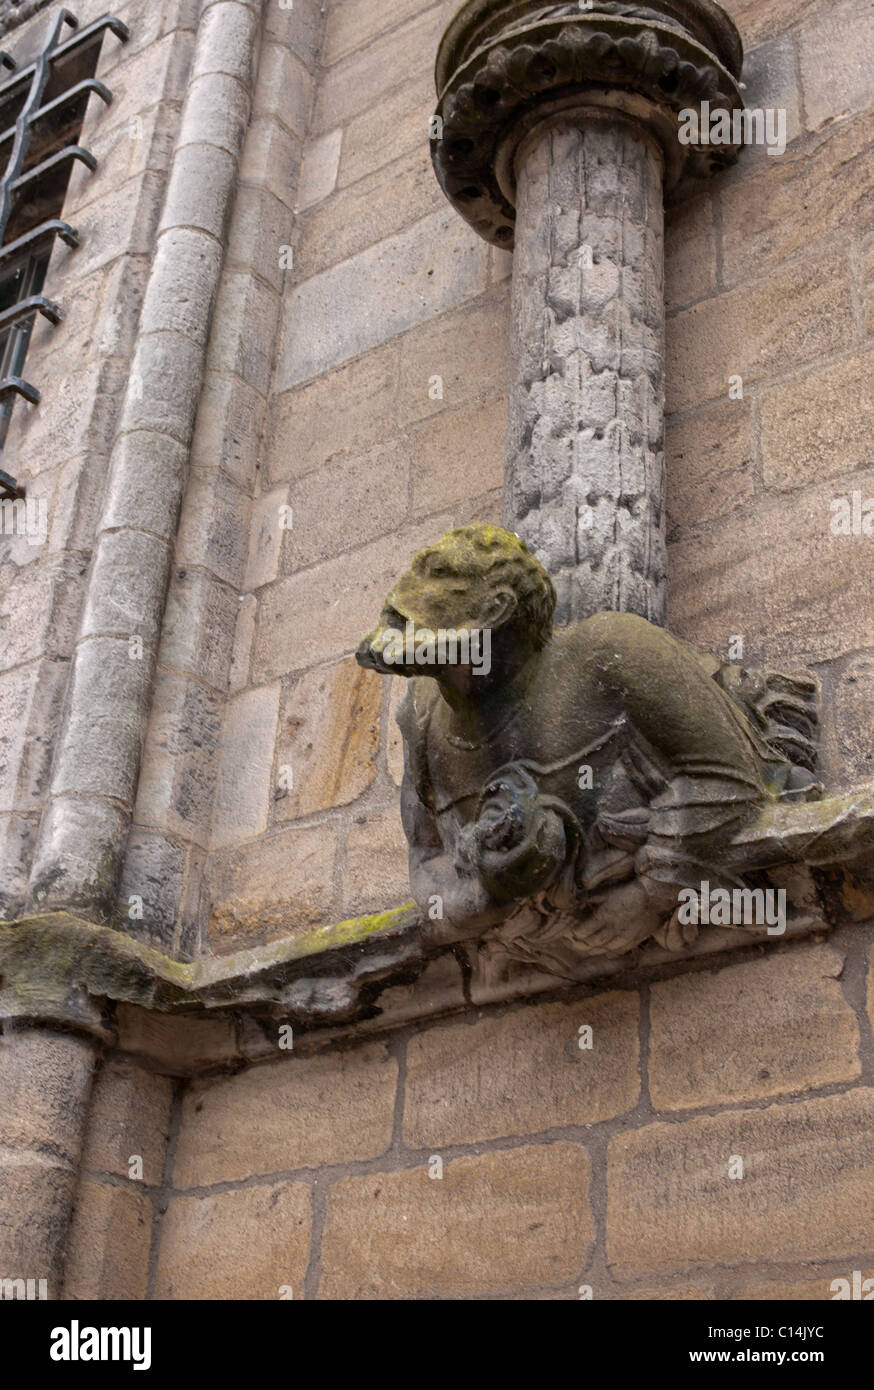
[0,8,128,475]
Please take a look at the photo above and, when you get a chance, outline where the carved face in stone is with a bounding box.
[355,523,556,686]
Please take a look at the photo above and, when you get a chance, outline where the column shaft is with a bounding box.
[504,114,667,625]
[0,1025,98,1298]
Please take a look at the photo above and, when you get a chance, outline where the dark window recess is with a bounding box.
[0,7,128,481]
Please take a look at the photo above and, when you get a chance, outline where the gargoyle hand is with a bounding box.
[471,766,567,903]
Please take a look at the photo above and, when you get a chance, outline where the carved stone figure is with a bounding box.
[357,524,821,966]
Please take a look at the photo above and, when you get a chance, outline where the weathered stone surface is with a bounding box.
[648,947,861,1111]
[0,1164,79,1294]
[0,1027,96,1294]
[211,684,281,850]
[49,172,165,292]
[245,486,289,592]
[240,117,301,209]
[47,453,107,559]
[721,119,874,288]
[298,145,444,275]
[205,270,278,396]
[115,1005,237,1073]
[264,0,321,63]
[125,329,204,443]
[178,70,251,160]
[101,431,188,542]
[665,400,754,534]
[275,659,381,820]
[0,814,36,921]
[50,636,154,804]
[159,569,240,692]
[139,228,223,345]
[286,438,410,569]
[174,1044,397,1185]
[608,1090,874,1277]
[27,796,132,917]
[360,952,465,1033]
[276,209,489,391]
[80,530,171,649]
[267,341,399,485]
[312,2,450,132]
[208,822,338,942]
[670,471,874,666]
[134,673,224,846]
[229,595,257,693]
[155,1182,311,1300]
[175,468,250,590]
[833,655,874,790]
[322,0,436,66]
[343,806,411,916]
[737,36,802,164]
[319,1142,593,1299]
[761,351,874,492]
[256,41,312,139]
[413,397,506,514]
[190,371,265,492]
[118,829,187,947]
[189,0,258,87]
[798,0,874,131]
[337,71,432,189]
[507,120,667,625]
[665,192,716,312]
[296,129,342,211]
[0,660,68,814]
[396,287,511,425]
[667,258,853,415]
[719,0,818,46]
[732,1274,852,1301]
[404,992,639,1147]
[0,1029,95,1165]
[226,184,294,294]
[63,1182,153,1301]
[6,357,129,473]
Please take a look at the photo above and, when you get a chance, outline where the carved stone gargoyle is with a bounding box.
[357,523,874,976]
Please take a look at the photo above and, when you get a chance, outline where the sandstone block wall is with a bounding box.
[61,929,874,1299]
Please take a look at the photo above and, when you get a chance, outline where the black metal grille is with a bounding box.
[0,7,128,490]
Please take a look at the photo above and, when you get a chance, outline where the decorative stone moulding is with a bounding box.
[431,0,745,249]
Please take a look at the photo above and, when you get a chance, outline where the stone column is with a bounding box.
[0,1026,98,1299]
[431,0,745,625]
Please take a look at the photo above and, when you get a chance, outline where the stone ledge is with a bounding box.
[2,780,873,1064]
[0,900,850,1069]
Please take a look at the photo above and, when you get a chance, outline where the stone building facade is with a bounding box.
[0,0,873,1300]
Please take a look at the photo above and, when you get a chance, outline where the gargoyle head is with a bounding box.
[355,523,556,690]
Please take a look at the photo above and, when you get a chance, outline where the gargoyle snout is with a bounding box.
[356,626,391,672]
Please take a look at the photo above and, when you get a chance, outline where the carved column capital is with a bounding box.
[431,0,744,248]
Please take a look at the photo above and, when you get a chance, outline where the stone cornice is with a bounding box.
[3,774,873,1062]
